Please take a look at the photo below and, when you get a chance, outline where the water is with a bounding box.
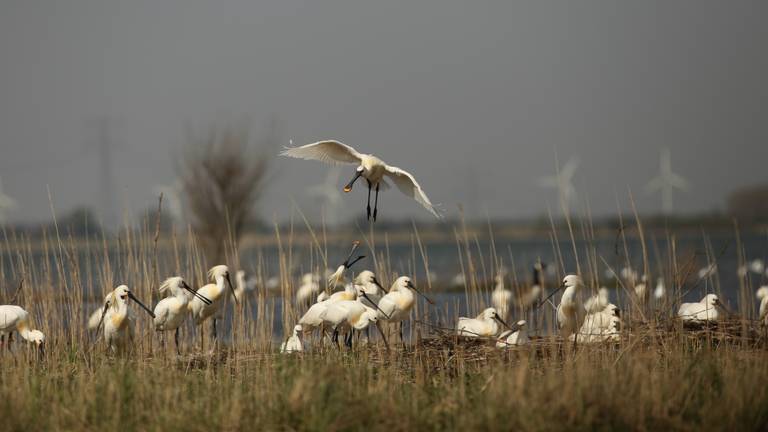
[7,230,768,342]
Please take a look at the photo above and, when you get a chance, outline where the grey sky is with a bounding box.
[1,0,767,226]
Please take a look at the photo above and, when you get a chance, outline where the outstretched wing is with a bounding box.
[384,165,441,219]
[280,140,363,165]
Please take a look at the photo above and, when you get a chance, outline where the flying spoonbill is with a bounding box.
[457,307,510,338]
[0,305,44,354]
[189,265,238,346]
[98,285,155,354]
[280,140,440,221]
[153,277,211,354]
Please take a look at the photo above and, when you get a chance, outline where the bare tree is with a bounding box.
[179,126,269,263]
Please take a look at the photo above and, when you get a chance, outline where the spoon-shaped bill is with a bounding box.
[344,171,363,192]
[127,291,156,318]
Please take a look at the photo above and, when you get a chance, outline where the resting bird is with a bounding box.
[457,307,509,338]
[281,140,441,221]
[678,294,722,324]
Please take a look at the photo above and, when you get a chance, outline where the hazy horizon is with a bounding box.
[2,1,767,226]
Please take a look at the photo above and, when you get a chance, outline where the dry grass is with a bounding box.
[1,210,768,431]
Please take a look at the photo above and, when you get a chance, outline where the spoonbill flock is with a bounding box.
[0,139,758,359]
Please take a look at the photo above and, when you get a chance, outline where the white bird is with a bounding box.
[188,265,238,344]
[538,157,579,212]
[739,259,766,278]
[572,315,621,344]
[280,324,305,353]
[756,286,768,325]
[496,320,529,348]
[556,275,586,339]
[575,303,620,342]
[234,270,258,302]
[457,307,509,338]
[87,294,112,330]
[634,275,648,302]
[100,285,155,354]
[678,294,722,324]
[0,305,44,353]
[353,270,388,310]
[320,300,380,348]
[645,148,688,214]
[491,273,512,320]
[327,241,365,288]
[584,288,610,314]
[654,277,666,300]
[296,272,323,304]
[153,276,211,354]
[376,276,434,343]
[281,140,440,221]
[299,295,332,331]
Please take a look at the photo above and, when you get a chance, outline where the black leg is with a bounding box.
[332,328,340,350]
[200,325,204,352]
[175,328,181,356]
[366,180,372,220]
[345,331,353,349]
[399,322,405,349]
[373,182,380,221]
[212,319,217,341]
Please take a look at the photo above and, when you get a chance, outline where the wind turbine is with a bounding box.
[645,148,688,214]
[306,166,343,226]
[0,177,17,224]
[538,157,580,212]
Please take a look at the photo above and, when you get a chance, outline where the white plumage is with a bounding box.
[280,325,305,353]
[756,287,768,325]
[281,140,440,219]
[496,320,529,348]
[188,265,237,326]
[457,307,506,338]
[490,273,512,320]
[102,285,154,354]
[0,305,45,349]
[153,276,211,354]
[557,275,586,338]
[677,294,722,324]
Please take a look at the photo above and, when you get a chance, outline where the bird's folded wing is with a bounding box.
[384,165,441,219]
[280,140,363,165]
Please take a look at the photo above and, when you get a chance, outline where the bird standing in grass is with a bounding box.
[281,140,441,221]
[281,325,305,353]
[376,276,434,344]
[153,276,211,355]
[99,285,155,354]
[0,305,44,354]
[556,275,586,340]
[189,265,238,348]
[490,271,512,320]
